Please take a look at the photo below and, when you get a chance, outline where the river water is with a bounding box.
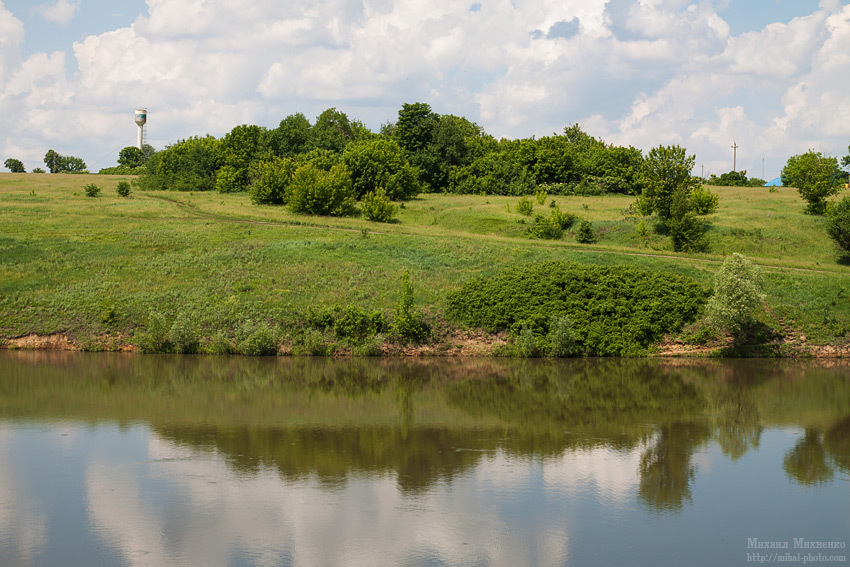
[0,351,848,566]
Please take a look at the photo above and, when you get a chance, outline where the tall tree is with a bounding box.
[117,146,145,168]
[395,102,438,154]
[4,158,25,173]
[782,150,842,215]
[640,145,700,220]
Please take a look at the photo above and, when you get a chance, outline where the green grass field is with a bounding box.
[1,172,849,352]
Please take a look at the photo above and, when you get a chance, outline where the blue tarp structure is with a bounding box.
[764,177,782,187]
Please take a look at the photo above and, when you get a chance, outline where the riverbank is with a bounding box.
[2,173,849,357]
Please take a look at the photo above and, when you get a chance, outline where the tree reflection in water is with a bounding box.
[1,352,849,511]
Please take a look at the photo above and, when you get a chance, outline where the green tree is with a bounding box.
[781,150,842,215]
[395,102,438,154]
[141,136,221,191]
[4,158,25,172]
[310,108,354,153]
[43,150,88,173]
[117,146,145,168]
[705,253,765,337]
[826,196,850,254]
[271,113,312,157]
[44,149,62,173]
[342,138,420,200]
[640,145,700,220]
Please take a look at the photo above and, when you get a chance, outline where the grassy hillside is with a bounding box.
[1,173,849,353]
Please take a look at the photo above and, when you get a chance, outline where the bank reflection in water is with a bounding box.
[0,352,848,566]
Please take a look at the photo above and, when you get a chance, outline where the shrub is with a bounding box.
[236,320,279,356]
[527,214,563,239]
[447,261,710,356]
[393,271,429,344]
[333,304,387,343]
[206,331,235,355]
[249,157,296,205]
[287,163,356,216]
[516,196,534,216]
[535,189,547,205]
[136,311,172,353]
[361,188,398,222]
[547,315,578,357]
[84,183,101,197]
[298,328,336,356]
[666,188,708,252]
[515,325,544,357]
[826,196,850,253]
[116,181,131,197]
[351,333,386,356]
[705,253,765,337]
[575,220,596,243]
[689,186,719,215]
[527,207,575,239]
[168,313,199,354]
[215,165,246,194]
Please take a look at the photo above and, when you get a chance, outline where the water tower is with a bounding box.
[134,108,147,150]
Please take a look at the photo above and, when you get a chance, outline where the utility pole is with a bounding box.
[701,164,704,179]
[732,141,738,172]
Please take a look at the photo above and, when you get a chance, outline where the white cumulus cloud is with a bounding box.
[31,0,81,25]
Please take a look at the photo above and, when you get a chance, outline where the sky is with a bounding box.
[1,0,848,179]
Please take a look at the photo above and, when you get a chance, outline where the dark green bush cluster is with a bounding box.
[706,170,765,187]
[447,261,710,356]
[84,183,100,197]
[116,181,131,197]
[307,304,387,344]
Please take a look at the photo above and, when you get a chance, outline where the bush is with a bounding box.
[665,188,708,252]
[516,196,534,216]
[826,196,850,253]
[236,320,279,356]
[527,214,563,239]
[575,220,596,243]
[361,188,398,222]
[215,165,246,194]
[393,271,429,344]
[447,261,710,356]
[514,325,544,357]
[547,315,578,357]
[705,253,765,337]
[136,311,172,353]
[248,157,296,205]
[351,333,386,356]
[690,186,719,215]
[298,328,336,356]
[206,331,235,355]
[84,183,101,197]
[333,304,387,343]
[287,163,356,216]
[168,313,199,354]
[116,181,131,197]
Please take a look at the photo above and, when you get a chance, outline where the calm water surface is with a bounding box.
[0,352,848,566]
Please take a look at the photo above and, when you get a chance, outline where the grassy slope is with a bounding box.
[1,173,849,348]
